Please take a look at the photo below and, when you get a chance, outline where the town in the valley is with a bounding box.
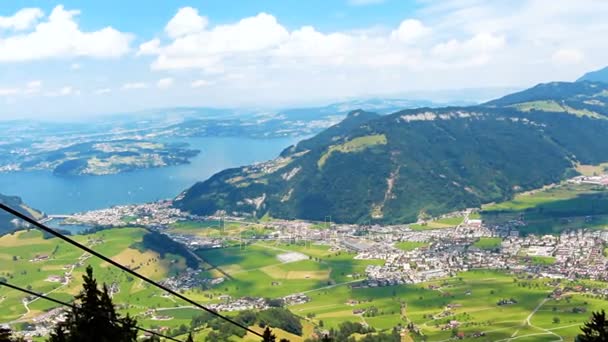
[10,174,608,340]
[61,201,608,287]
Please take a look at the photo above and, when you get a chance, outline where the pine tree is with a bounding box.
[320,334,334,342]
[262,327,276,342]
[0,328,25,342]
[578,310,608,341]
[0,328,12,342]
[186,333,194,342]
[48,266,138,342]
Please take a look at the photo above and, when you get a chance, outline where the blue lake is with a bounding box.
[0,137,301,215]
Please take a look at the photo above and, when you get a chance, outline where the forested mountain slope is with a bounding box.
[175,81,608,224]
[0,194,44,235]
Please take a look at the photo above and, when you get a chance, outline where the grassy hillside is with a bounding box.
[0,227,195,323]
[175,81,608,224]
[482,182,608,235]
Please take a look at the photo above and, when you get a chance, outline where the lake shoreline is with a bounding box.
[0,136,301,215]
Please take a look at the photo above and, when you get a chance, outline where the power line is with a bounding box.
[0,280,182,342]
[0,203,264,339]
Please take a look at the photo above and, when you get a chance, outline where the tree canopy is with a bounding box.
[47,266,138,342]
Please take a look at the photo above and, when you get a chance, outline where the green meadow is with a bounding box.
[289,270,607,341]
[409,216,464,230]
[473,237,502,250]
[195,242,382,297]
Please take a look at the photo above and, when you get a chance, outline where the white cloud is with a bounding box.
[0,80,43,96]
[390,19,431,43]
[0,87,20,96]
[142,8,506,78]
[59,86,74,96]
[139,12,289,70]
[129,2,608,107]
[45,86,76,97]
[165,7,208,38]
[0,5,133,62]
[552,48,584,65]
[348,0,385,5]
[94,88,111,95]
[27,80,42,88]
[157,78,174,89]
[121,82,148,90]
[137,39,161,56]
[431,33,505,67]
[70,63,81,70]
[0,8,43,31]
[191,79,211,88]
[25,80,42,93]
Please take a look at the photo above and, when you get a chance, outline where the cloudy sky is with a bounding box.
[0,0,607,119]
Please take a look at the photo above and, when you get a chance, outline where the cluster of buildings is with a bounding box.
[569,174,608,186]
[160,269,223,291]
[65,200,188,227]
[165,232,223,250]
[355,223,608,286]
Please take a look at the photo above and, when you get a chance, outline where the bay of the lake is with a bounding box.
[0,137,301,214]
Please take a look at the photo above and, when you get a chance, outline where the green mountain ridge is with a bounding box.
[175,81,608,224]
[577,65,608,83]
[0,194,44,235]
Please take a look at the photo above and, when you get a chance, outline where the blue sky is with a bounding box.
[2,1,421,34]
[0,0,607,119]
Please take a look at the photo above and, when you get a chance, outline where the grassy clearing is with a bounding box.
[436,217,465,226]
[514,100,566,112]
[409,216,463,230]
[576,163,608,176]
[167,219,248,237]
[473,237,502,250]
[513,100,604,119]
[469,212,481,220]
[395,241,428,252]
[318,134,387,168]
[528,256,556,265]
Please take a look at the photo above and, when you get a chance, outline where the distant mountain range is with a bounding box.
[101,98,456,139]
[578,66,608,83]
[175,81,608,224]
[1,98,459,177]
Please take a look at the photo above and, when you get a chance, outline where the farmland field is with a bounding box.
[289,270,607,341]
